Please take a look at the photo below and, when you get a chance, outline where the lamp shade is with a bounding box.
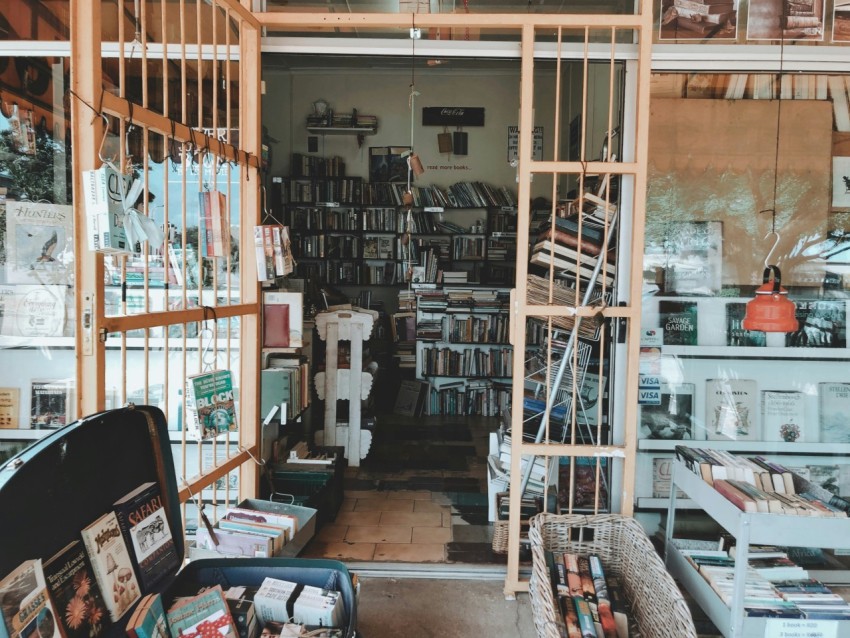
[742,265,798,332]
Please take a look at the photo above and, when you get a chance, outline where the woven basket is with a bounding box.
[528,513,697,638]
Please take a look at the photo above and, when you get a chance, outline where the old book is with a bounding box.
[652,456,687,499]
[0,559,63,638]
[786,300,846,348]
[43,540,112,638]
[0,388,20,429]
[185,369,238,440]
[712,479,758,512]
[819,382,850,443]
[659,300,698,346]
[113,482,179,593]
[725,302,765,347]
[536,225,603,257]
[5,200,73,284]
[30,378,73,429]
[166,585,238,638]
[263,292,303,349]
[645,220,722,296]
[639,383,697,440]
[761,390,806,443]
[126,593,168,638]
[80,511,142,623]
[705,378,759,441]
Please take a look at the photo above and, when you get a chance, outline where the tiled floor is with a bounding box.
[301,414,506,564]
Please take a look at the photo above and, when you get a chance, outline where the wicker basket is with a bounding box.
[528,513,697,638]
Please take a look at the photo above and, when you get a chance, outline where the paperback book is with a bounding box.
[0,388,20,429]
[644,220,723,296]
[79,510,142,622]
[43,540,112,638]
[185,369,238,440]
[761,390,807,443]
[113,481,180,593]
[166,585,238,638]
[639,382,697,440]
[4,200,73,285]
[819,382,850,443]
[786,300,846,348]
[126,593,168,638]
[659,300,698,346]
[725,302,765,347]
[30,378,73,429]
[705,378,759,441]
[0,559,63,638]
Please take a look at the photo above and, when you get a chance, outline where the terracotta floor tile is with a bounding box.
[373,543,446,562]
[412,500,448,513]
[379,511,443,527]
[345,525,412,543]
[387,490,433,500]
[353,498,414,512]
[315,524,348,542]
[412,526,452,544]
[305,541,376,561]
[334,510,383,526]
[339,499,356,512]
[345,490,387,500]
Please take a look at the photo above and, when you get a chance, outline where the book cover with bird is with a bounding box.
[5,201,73,285]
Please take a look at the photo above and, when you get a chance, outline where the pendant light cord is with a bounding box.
[765,32,786,231]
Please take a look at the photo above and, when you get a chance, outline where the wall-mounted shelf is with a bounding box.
[306,126,377,136]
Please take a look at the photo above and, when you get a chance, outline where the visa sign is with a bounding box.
[638,389,661,405]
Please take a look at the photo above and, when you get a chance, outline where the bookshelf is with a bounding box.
[664,458,850,636]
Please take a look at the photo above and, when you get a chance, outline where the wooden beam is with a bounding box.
[101,302,260,333]
[255,12,644,29]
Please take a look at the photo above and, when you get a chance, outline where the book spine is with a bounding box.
[713,479,758,512]
[588,556,618,638]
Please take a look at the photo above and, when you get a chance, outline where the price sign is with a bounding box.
[764,619,838,638]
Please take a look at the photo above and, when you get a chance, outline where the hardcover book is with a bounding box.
[819,382,850,443]
[5,200,73,285]
[786,300,846,348]
[761,390,807,443]
[166,586,237,638]
[79,510,141,622]
[43,540,112,638]
[644,220,723,296]
[30,378,73,429]
[659,300,698,346]
[0,387,20,429]
[639,383,697,440]
[0,559,63,638]
[705,378,759,441]
[263,292,303,349]
[185,369,238,440]
[725,302,765,347]
[113,481,179,593]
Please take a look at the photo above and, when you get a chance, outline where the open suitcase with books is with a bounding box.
[0,405,358,638]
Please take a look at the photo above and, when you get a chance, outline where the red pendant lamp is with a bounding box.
[742,35,798,334]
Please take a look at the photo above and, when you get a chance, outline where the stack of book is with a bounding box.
[530,215,615,287]
[674,446,850,517]
[782,0,823,37]
[668,0,736,36]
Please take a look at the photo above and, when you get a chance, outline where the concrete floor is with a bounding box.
[355,577,536,638]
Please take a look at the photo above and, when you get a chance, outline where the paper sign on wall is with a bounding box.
[764,619,838,638]
[507,126,543,162]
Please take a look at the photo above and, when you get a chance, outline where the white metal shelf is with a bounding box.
[666,458,850,637]
[639,439,850,454]
[660,345,850,360]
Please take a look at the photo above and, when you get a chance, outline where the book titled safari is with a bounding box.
[185,369,238,440]
[80,510,142,622]
[113,481,179,593]
[43,540,112,638]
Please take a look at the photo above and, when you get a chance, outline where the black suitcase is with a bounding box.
[0,405,358,638]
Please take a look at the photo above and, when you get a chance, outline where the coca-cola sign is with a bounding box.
[422,107,484,126]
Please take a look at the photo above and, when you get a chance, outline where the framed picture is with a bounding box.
[369,146,411,183]
[833,157,850,208]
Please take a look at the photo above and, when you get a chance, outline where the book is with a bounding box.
[0,388,20,429]
[0,559,63,638]
[818,382,850,443]
[725,302,765,347]
[166,586,238,638]
[254,578,298,625]
[761,390,806,443]
[254,226,276,282]
[652,457,687,499]
[5,200,73,284]
[112,482,179,593]
[712,479,758,512]
[786,301,846,348]
[223,587,257,638]
[194,527,274,558]
[0,284,67,338]
[263,292,303,349]
[639,383,696,440]
[43,540,112,638]
[126,593,168,638]
[185,370,238,440]
[79,510,141,623]
[30,378,73,429]
[659,300,698,346]
[705,378,758,441]
[645,220,722,296]
[216,519,286,556]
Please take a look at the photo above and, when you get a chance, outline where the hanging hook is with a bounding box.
[763,229,781,268]
[97,114,115,165]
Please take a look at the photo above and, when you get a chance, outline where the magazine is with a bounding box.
[5,201,73,285]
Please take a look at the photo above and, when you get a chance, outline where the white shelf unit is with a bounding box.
[665,459,850,637]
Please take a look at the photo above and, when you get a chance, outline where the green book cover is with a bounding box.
[660,300,698,346]
[186,370,238,440]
